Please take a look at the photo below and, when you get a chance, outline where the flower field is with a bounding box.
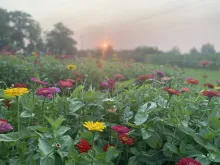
[1,55,220,165]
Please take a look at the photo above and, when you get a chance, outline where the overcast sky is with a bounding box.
[1,0,220,52]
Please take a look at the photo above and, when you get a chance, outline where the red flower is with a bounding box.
[163,87,180,96]
[137,74,155,81]
[204,83,214,89]
[76,139,91,153]
[58,80,73,88]
[181,88,190,93]
[184,78,199,85]
[119,134,134,145]
[201,90,220,99]
[177,158,201,165]
[14,83,27,88]
[103,144,115,152]
[112,125,129,134]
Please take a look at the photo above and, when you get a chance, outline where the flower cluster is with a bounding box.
[112,125,129,134]
[119,134,134,145]
[112,125,133,145]
[4,88,29,97]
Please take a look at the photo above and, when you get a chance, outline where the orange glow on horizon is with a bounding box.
[102,43,108,48]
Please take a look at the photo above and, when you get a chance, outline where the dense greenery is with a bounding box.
[1,54,220,165]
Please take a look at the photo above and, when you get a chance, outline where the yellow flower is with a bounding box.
[214,86,220,90]
[83,121,106,132]
[4,88,29,97]
[67,64,77,71]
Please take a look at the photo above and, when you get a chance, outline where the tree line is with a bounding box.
[0,8,77,55]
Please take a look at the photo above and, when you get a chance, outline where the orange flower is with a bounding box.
[181,88,190,93]
[184,78,199,85]
[163,87,180,96]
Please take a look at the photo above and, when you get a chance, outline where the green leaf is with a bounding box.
[20,94,34,111]
[141,128,152,140]
[38,138,53,156]
[146,133,162,149]
[196,155,211,165]
[0,160,6,165]
[20,111,35,118]
[123,106,133,123]
[58,135,74,151]
[45,116,64,130]
[210,117,220,130]
[164,143,178,154]
[134,102,157,125]
[69,101,84,114]
[208,150,220,162]
[80,132,93,144]
[72,85,84,97]
[0,132,18,142]
[40,155,55,165]
[105,146,115,162]
[56,126,70,137]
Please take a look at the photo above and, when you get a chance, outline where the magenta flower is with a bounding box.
[112,125,129,134]
[114,74,124,80]
[107,78,115,90]
[0,119,13,133]
[100,82,109,88]
[36,87,57,98]
[30,77,48,85]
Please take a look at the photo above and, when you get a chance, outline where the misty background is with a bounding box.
[1,0,220,52]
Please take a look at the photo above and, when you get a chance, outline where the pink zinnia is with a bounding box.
[30,77,48,85]
[100,82,109,88]
[0,119,13,133]
[36,87,57,98]
[58,80,73,88]
[114,74,124,80]
[112,125,129,134]
[177,158,201,165]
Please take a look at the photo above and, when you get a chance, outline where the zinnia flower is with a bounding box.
[161,77,171,81]
[204,83,214,89]
[114,74,124,80]
[107,78,115,90]
[112,125,129,134]
[76,139,91,153]
[184,78,199,85]
[154,70,165,78]
[137,74,155,81]
[103,144,115,152]
[201,90,220,99]
[30,77,48,85]
[83,121,106,132]
[4,88,29,97]
[119,134,134,145]
[163,87,180,96]
[177,158,201,165]
[181,88,190,93]
[58,80,73,88]
[0,119,13,133]
[67,64,77,71]
[14,83,27,88]
[100,82,109,88]
[36,87,57,98]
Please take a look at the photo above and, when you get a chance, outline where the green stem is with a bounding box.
[92,133,95,165]
[42,97,46,125]
[16,97,20,135]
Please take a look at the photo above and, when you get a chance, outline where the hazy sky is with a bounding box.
[1,0,220,52]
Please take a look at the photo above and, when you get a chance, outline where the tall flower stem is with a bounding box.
[42,97,46,125]
[16,96,20,135]
[91,133,95,165]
